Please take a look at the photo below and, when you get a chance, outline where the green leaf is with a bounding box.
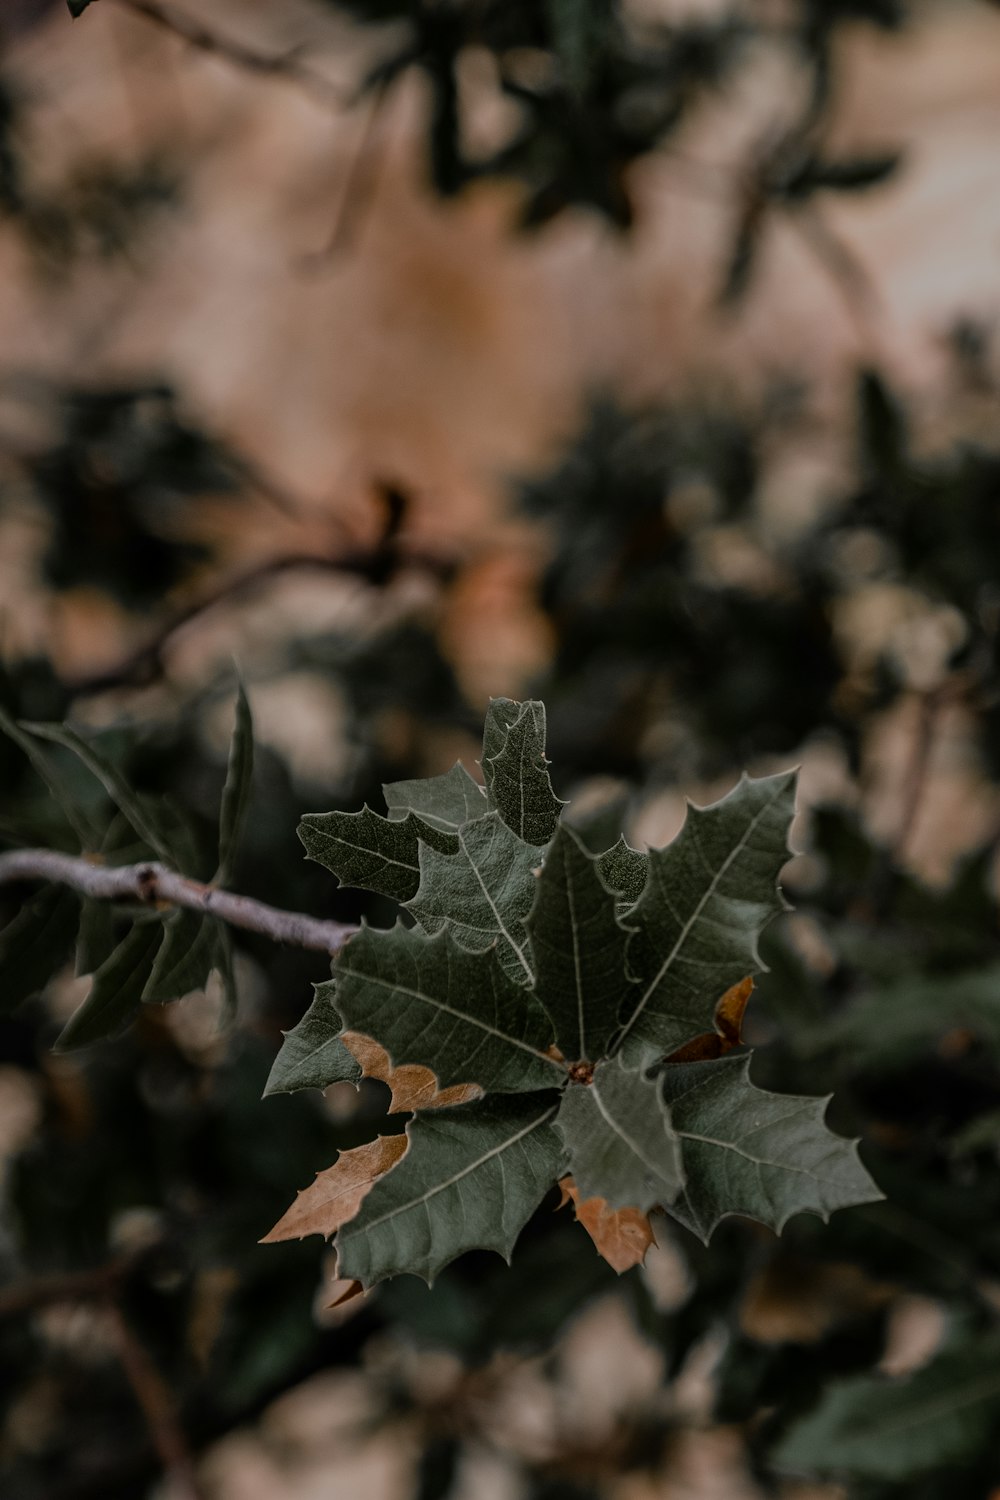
[556,1057,683,1211]
[481,698,565,847]
[335,1092,563,1287]
[804,963,1000,1066]
[660,1054,882,1241]
[0,704,96,846]
[384,763,486,833]
[299,806,456,903]
[331,923,563,1095]
[142,910,219,1005]
[217,683,254,884]
[597,836,647,909]
[76,898,117,977]
[55,921,163,1051]
[264,988,361,1095]
[0,886,79,1016]
[22,721,174,862]
[772,1332,1000,1481]
[616,771,795,1065]
[526,823,634,1061]
[406,811,541,984]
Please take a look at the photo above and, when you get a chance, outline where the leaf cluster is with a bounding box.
[265,697,879,1287]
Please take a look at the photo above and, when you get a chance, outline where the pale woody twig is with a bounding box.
[0,849,359,955]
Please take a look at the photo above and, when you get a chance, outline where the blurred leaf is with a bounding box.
[142,909,218,1005]
[217,683,254,885]
[0,704,96,846]
[773,1332,1000,1480]
[0,885,78,1015]
[22,721,173,862]
[55,921,162,1050]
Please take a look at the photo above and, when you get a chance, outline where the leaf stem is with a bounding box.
[0,850,358,955]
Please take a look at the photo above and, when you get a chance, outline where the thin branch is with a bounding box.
[0,1259,129,1320]
[301,72,398,267]
[0,850,359,955]
[105,1298,207,1500]
[104,0,344,109]
[63,537,458,699]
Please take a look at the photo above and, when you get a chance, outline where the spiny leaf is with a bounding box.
[142,910,219,1005]
[616,771,795,1066]
[598,836,648,909]
[556,1056,683,1212]
[55,921,163,1051]
[526,823,635,1062]
[335,1093,563,1287]
[660,1054,882,1241]
[481,698,565,847]
[0,886,79,1016]
[340,1031,482,1113]
[558,1177,654,1274]
[406,811,540,984]
[384,762,486,833]
[22,721,174,862]
[262,1135,408,1244]
[331,923,564,1095]
[216,683,254,885]
[299,806,456,903]
[264,989,361,1096]
[772,1332,1000,1481]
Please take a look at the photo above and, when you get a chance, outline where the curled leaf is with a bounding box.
[665,976,754,1064]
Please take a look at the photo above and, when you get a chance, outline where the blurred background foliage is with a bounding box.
[3,0,1000,1496]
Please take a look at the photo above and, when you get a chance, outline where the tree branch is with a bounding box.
[105,0,344,109]
[0,850,358,955]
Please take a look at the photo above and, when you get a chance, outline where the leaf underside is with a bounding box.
[481,697,565,847]
[384,762,487,832]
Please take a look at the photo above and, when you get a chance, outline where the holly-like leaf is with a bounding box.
[406,812,540,984]
[526,823,634,1062]
[598,836,648,909]
[22,721,174,862]
[335,1092,563,1287]
[0,886,79,1016]
[616,771,795,1065]
[772,1332,1000,1481]
[558,1177,654,1274]
[481,698,565,847]
[556,1057,683,1211]
[216,683,254,885]
[660,1054,882,1241]
[384,763,486,833]
[264,989,361,1096]
[261,1135,408,1244]
[142,910,219,1005]
[341,1031,482,1113]
[55,921,163,1051]
[298,806,455,903]
[330,923,564,1095]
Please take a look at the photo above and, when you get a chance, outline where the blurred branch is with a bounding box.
[64,500,458,697]
[0,849,360,954]
[105,1298,207,1500]
[301,72,398,267]
[105,0,344,108]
